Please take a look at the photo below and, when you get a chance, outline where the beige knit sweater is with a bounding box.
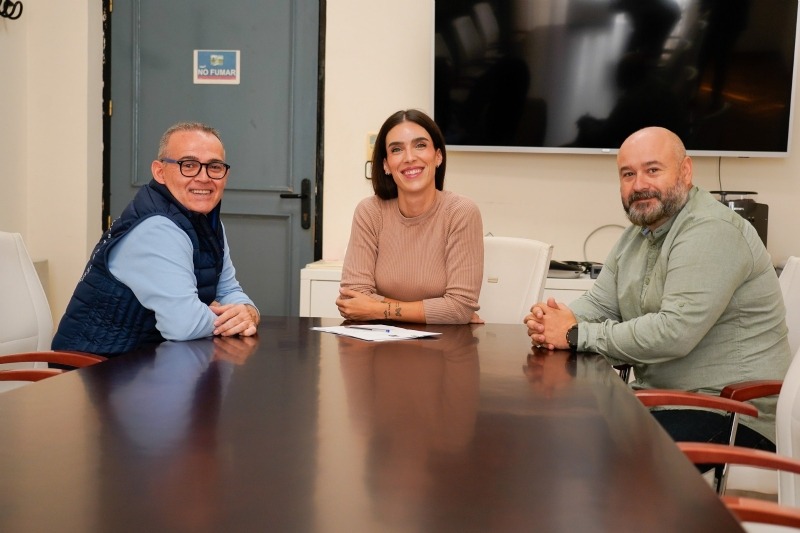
[341,190,484,324]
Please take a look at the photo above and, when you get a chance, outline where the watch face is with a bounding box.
[567,326,578,348]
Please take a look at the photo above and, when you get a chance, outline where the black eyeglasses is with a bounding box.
[161,158,230,180]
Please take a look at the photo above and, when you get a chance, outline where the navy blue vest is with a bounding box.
[51,180,224,355]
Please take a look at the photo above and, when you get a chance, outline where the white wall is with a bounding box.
[323,0,800,267]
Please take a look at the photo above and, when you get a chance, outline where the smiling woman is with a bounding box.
[382,122,443,215]
[337,109,485,325]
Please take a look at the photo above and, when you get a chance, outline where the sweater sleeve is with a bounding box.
[341,194,484,324]
[340,197,386,302]
[422,196,484,324]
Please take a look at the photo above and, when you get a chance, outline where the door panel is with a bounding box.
[222,214,290,316]
[110,0,318,315]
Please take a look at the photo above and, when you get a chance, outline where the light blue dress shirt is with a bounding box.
[108,215,256,341]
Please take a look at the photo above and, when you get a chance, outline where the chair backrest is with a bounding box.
[724,258,800,496]
[0,232,53,355]
[479,236,553,324]
[780,256,800,356]
[776,343,800,506]
[450,15,486,67]
[435,32,454,66]
[471,2,499,51]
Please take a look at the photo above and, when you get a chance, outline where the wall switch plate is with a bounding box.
[366,132,377,160]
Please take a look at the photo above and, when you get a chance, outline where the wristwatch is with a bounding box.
[566,324,579,351]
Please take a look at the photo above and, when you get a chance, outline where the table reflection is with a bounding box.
[523,347,577,398]
[337,325,480,527]
[0,318,744,532]
[105,336,256,454]
[92,336,257,533]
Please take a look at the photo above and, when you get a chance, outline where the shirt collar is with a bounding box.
[644,216,676,241]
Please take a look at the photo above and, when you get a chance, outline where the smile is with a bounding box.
[402,167,423,178]
[190,189,212,195]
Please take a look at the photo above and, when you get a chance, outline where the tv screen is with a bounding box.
[434,0,800,156]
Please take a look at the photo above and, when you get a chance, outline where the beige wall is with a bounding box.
[323,0,800,267]
[0,12,28,236]
[0,2,103,323]
[3,0,799,326]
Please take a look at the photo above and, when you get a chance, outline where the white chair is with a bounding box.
[724,257,800,497]
[639,344,800,518]
[673,345,800,533]
[479,236,553,324]
[775,343,800,507]
[678,441,800,532]
[780,257,800,356]
[0,231,54,391]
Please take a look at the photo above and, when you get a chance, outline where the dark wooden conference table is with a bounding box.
[0,317,743,532]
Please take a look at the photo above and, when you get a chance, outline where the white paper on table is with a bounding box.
[311,324,442,342]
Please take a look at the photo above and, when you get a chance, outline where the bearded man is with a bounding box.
[524,126,790,453]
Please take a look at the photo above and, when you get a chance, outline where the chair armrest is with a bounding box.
[722,495,800,528]
[0,369,64,382]
[720,380,783,402]
[0,351,107,368]
[677,442,800,475]
[635,390,759,417]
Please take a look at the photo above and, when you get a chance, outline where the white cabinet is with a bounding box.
[300,261,345,318]
[300,261,595,318]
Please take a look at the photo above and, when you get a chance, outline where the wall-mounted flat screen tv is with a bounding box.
[434,0,800,156]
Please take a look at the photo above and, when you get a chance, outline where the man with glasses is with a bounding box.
[53,122,259,356]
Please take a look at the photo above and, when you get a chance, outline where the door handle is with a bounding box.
[279,178,311,229]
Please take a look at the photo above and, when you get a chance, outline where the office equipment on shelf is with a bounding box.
[711,191,768,246]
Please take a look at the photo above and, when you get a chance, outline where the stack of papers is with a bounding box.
[312,324,442,342]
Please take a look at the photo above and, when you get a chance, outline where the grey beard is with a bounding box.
[624,185,688,227]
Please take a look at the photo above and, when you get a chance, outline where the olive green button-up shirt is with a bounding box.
[571,187,791,439]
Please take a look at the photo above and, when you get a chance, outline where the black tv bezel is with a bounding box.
[431,0,800,158]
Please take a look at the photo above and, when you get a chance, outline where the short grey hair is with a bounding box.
[157,122,223,159]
